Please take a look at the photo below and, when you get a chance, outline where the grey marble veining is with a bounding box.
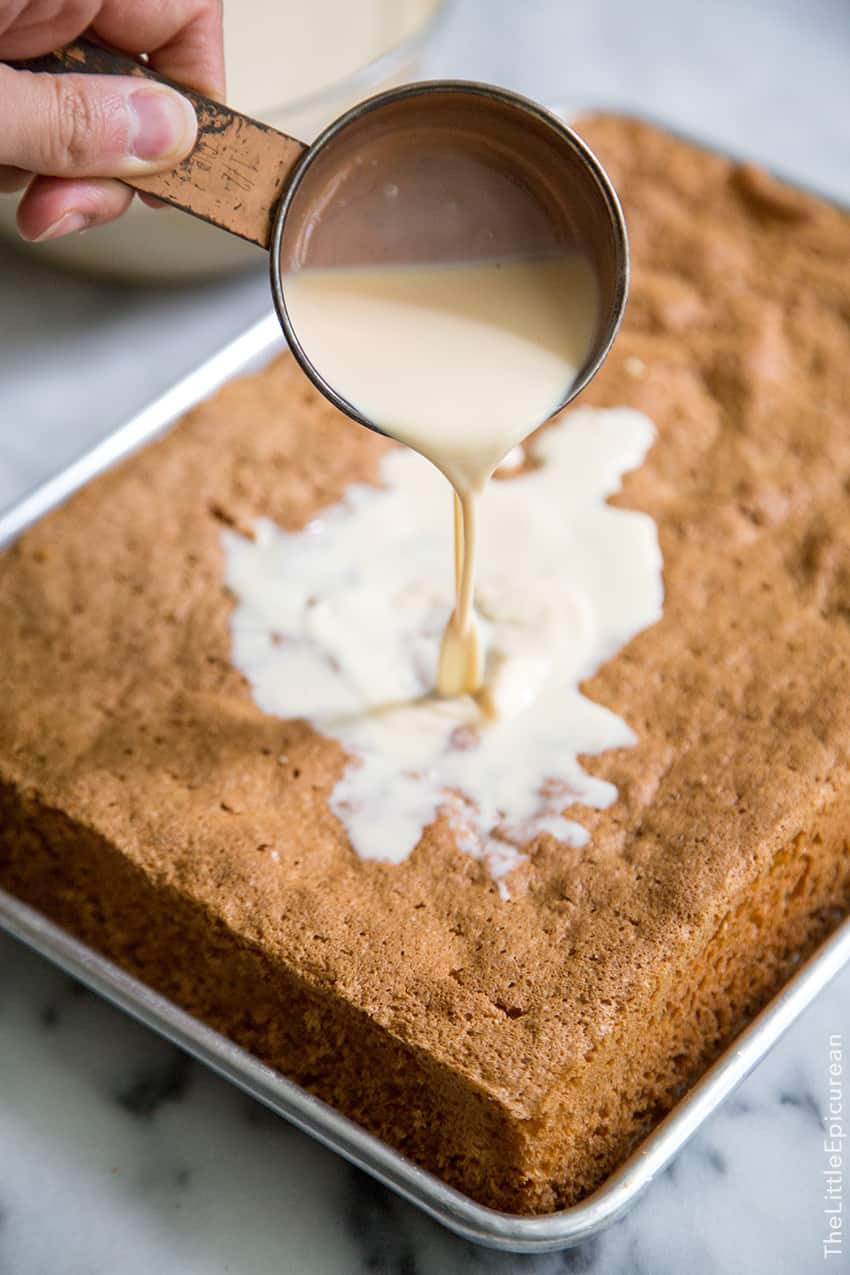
[1,0,849,1271]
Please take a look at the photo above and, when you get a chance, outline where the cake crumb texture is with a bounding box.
[1,115,850,1213]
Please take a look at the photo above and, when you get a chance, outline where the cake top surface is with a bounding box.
[2,116,849,1112]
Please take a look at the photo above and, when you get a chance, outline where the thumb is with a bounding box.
[0,65,197,179]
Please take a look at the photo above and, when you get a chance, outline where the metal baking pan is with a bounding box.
[2,297,850,1253]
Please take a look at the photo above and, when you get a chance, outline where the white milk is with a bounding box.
[224,407,663,896]
[224,0,438,116]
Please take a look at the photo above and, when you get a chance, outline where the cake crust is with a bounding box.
[2,115,850,1212]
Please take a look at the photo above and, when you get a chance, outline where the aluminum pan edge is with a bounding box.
[0,311,284,550]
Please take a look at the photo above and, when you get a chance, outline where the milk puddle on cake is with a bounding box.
[225,253,664,894]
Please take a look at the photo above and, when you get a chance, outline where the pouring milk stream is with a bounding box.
[284,251,599,699]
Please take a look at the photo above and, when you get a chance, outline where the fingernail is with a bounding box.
[128,87,197,163]
[33,211,88,243]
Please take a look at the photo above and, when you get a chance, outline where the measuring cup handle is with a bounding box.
[10,38,307,249]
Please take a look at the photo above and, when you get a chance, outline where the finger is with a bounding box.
[16,175,134,241]
[0,3,101,56]
[0,65,197,178]
[0,164,31,193]
[137,192,168,209]
[94,0,226,100]
[0,2,225,100]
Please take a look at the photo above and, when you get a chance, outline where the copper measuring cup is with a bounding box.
[14,39,629,439]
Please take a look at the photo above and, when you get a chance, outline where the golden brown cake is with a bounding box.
[2,115,850,1214]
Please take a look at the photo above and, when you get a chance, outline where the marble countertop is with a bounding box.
[1,1,848,1271]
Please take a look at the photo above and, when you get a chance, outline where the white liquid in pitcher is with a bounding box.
[224,0,437,117]
[284,253,599,696]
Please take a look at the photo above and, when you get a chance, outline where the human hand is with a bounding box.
[0,1,224,241]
